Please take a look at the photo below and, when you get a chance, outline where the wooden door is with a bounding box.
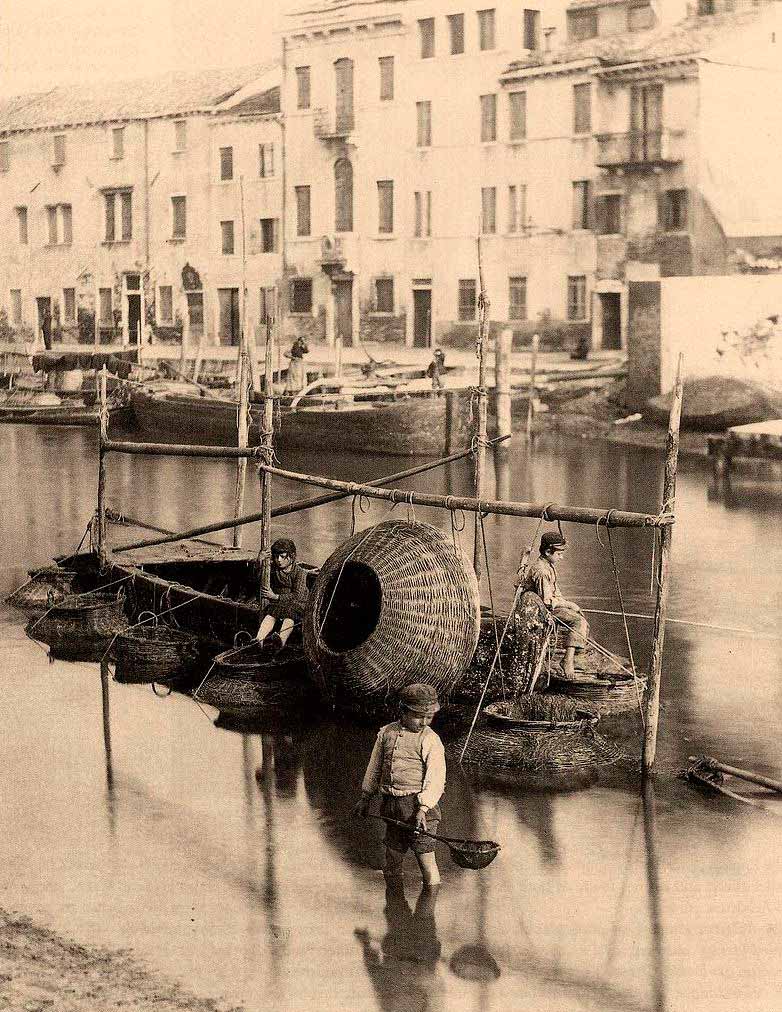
[630,85,663,160]
[600,293,621,350]
[413,289,432,348]
[218,288,240,346]
[333,279,353,346]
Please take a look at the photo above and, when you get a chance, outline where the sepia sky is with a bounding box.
[0,1,301,97]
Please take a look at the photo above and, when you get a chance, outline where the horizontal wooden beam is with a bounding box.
[103,438,260,459]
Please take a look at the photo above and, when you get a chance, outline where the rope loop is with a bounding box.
[358,494,371,514]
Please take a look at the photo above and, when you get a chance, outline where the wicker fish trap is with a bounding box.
[26,592,128,659]
[194,674,315,717]
[6,567,77,613]
[548,673,648,715]
[112,625,200,684]
[213,640,307,683]
[303,520,480,712]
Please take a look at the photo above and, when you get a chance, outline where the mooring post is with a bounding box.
[496,328,513,444]
[526,333,539,440]
[97,364,109,564]
[642,353,684,774]
[473,236,490,582]
[258,318,275,601]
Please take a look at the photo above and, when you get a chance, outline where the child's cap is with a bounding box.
[540,531,567,552]
[399,683,440,716]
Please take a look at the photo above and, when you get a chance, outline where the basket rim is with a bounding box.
[483,701,599,729]
[51,594,124,614]
[118,624,196,644]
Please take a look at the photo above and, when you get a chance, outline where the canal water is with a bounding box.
[1,422,780,1011]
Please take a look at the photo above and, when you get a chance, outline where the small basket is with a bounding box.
[194,674,314,717]
[213,640,307,683]
[448,840,501,870]
[6,567,77,613]
[113,624,200,684]
[548,673,648,716]
[27,592,128,659]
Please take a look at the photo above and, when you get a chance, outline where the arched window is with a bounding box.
[334,158,353,233]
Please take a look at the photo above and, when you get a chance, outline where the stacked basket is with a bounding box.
[112,624,200,685]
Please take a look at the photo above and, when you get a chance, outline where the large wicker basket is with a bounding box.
[547,673,648,715]
[26,592,128,660]
[194,674,315,717]
[303,520,481,714]
[112,624,200,684]
[6,567,77,613]
[212,640,307,683]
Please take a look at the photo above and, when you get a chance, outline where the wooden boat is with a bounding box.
[0,389,133,427]
[129,386,473,456]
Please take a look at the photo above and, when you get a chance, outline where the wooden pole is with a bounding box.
[97,365,109,564]
[689,756,782,795]
[179,308,189,375]
[335,336,343,379]
[259,316,275,600]
[473,234,490,580]
[526,333,539,440]
[232,177,250,550]
[642,353,684,774]
[496,328,513,443]
[642,781,668,1012]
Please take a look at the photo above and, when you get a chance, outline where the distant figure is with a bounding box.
[517,531,589,680]
[256,538,309,651]
[354,683,445,888]
[426,348,445,393]
[284,336,309,394]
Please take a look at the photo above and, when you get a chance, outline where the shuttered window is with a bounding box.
[416,101,432,147]
[481,187,496,234]
[573,83,591,135]
[478,9,496,50]
[448,14,464,54]
[572,180,592,230]
[16,206,28,244]
[112,127,124,159]
[221,220,235,255]
[296,67,311,109]
[459,280,477,321]
[159,286,174,323]
[481,94,497,142]
[595,194,622,234]
[508,184,527,233]
[172,196,187,238]
[509,91,527,141]
[509,277,527,320]
[567,276,588,320]
[375,278,394,313]
[259,143,274,177]
[419,18,435,58]
[379,57,394,100]
[220,147,233,181]
[378,180,394,233]
[63,288,76,322]
[295,185,311,236]
[334,159,353,232]
[523,9,540,50]
[260,218,278,252]
[290,279,313,314]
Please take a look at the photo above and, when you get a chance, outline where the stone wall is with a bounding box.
[626,281,661,407]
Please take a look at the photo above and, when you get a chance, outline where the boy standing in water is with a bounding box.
[354,683,446,887]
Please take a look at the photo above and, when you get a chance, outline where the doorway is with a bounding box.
[333,278,353,346]
[218,288,240,346]
[599,292,622,350]
[125,273,141,344]
[413,288,432,348]
[36,297,52,349]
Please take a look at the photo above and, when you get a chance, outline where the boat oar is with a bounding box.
[689,755,782,795]
[367,814,500,870]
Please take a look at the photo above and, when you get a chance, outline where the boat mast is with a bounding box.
[258,315,276,600]
[232,176,250,549]
[473,234,489,582]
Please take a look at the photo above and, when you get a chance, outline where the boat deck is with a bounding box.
[109,540,256,568]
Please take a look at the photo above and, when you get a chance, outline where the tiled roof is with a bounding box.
[503,11,764,76]
[0,62,277,134]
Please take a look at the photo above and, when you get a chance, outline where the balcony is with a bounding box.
[318,235,348,276]
[313,108,354,141]
[595,130,685,169]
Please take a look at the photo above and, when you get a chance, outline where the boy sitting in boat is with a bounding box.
[354,683,445,888]
[256,538,309,651]
[517,531,589,680]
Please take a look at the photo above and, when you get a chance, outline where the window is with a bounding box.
[416,101,432,147]
[61,204,72,245]
[220,146,233,181]
[567,276,588,320]
[448,14,465,54]
[509,276,527,320]
[509,91,527,141]
[379,56,394,100]
[46,204,71,245]
[260,218,278,253]
[414,191,432,237]
[99,288,113,325]
[377,179,394,234]
[481,187,497,234]
[478,9,496,50]
[596,193,622,234]
[334,158,353,232]
[174,120,187,151]
[111,127,124,159]
[221,220,235,255]
[295,185,311,236]
[52,134,65,166]
[171,196,186,238]
[628,2,654,30]
[419,18,435,58]
[0,141,8,172]
[296,66,311,109]
[459,279,477,321]
[187,292,204,337]
[63,288,76,322]
[290,278,313,314]
[259,143,275,178]
[568,9,598,41]
[259,287,276,325]
[698,0,715,12]
[480,94,497,142]
[103,190,132,241]
[573,83,591,135]
[572,180,592,230]
[16,206,28,244]
[11,290,22,324]
[523,9,540,50]
[508,184,527,233]
[158,286,174,323]
[662,189,688,231]
[47,205,58,245]
[375,278,394,313]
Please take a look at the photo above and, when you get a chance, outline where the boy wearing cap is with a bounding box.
[519,531,589,679]
[354,683,446,887]
[256,537,309,650]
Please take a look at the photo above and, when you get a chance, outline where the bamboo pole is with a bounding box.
[103,439,259,458]
[232,346,250,548]
[473,234,490,580]
[110,435,511,555]
[495,328,512,443]
[97,365,109,564]
[642,353,684,774]
[259,316,275,599]
[689,756,782,795]
[526,333,539,440]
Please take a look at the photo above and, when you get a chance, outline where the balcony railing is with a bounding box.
[595,129,685,168]
[313,108,354,140]
[319,235,346,266]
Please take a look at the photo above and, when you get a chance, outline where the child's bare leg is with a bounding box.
[278,617,295,646]
[383,845,405,879]
[256,615,274,641]
[414,851,440,887]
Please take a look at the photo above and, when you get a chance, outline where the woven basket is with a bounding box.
[112,624,200,684]
[547,673,648,715]
[194,674,315,717]
[213,640,307,683]
[303,520,480,713]
[6,567,78,613]
[26,592,128,660]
